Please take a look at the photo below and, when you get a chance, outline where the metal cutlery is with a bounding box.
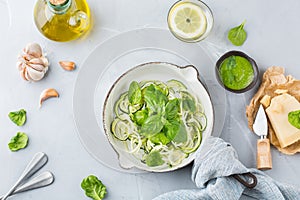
[0,152,54,200]
[0,171,54,200]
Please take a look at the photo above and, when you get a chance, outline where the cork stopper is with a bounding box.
[49,0,68,6]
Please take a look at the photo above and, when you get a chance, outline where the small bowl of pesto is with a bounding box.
[215,50,258,93]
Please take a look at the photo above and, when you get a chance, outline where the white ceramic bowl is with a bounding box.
[103,62,214,172]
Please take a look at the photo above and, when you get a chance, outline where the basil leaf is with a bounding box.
[149,132,170,145]
[8,109,27,126]
[8,132,29,151]
[132,109,148,125]
[128,81,142,105]
[182,98,196,113]
[163,120,181,141]
[154,83,169,96]
[288,110,300,129]
[145,151,164,167]
[228,20,247,46]
[141,115,164,137]
[165,99,180,120]
[173,122,188,143]
[81,175,107,200]
[143,84,168,113]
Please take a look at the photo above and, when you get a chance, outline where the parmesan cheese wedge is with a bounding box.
[260,95,271,108]
[266,93,300,148]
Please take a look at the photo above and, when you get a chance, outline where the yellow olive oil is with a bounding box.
[34,0,91,42]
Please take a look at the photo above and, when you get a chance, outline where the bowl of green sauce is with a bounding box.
[215,50,258,93]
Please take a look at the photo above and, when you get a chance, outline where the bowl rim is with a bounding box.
[102,61,214,172]
[215,50,259,93]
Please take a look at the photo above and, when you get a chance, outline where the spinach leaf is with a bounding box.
[163,119,181,141]
[228,20,247,46]
[128,81,142,105]
[165,99,180,120]
[8,109,27,126]
[141,115,164,137]
[288,110,300,129]
[143,84,168,113]
[145,151,164,167]
[8,132,28,151]
[149,132,170,145]
[81,175,107,200]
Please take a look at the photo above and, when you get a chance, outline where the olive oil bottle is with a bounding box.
[34,0,91,42]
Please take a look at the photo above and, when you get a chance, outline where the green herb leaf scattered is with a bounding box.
[228,20,247,46]
[288,110,300,129]
[8,132,29,151]
[8,109,27,126]
[81,175,107,200]
[145,151,164,167]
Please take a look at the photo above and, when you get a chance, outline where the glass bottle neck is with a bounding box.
[47,0,71,14]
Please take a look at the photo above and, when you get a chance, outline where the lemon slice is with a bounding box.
[168,2,207,41]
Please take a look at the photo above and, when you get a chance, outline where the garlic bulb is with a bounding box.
[17,43,49,82]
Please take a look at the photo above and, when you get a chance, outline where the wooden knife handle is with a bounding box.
[257,138,272,170]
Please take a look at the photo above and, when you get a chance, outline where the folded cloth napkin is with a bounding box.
[153,136,300,200]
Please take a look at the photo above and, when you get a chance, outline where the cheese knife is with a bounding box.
[253,104,272,170]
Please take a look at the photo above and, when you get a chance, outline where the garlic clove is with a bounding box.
[16,61,25,71]
[28,57,48,72]
[40,56,49,67]
[43,65,49,74]
[22,54,35,61]
[24,66,33,81]
[24,43,43,58]
[27,66,45,81]
[17,55,26,63]
[59,61,75,71]
[20,67,29,81]
[39,88,59,107]
[29,57,46,66]
[28,63,46,72]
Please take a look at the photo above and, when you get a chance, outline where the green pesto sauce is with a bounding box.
[219,55,254,90]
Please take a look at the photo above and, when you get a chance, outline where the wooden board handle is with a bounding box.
[257,138,272,170]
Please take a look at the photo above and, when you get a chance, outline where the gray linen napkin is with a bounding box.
[153,136,300,200]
